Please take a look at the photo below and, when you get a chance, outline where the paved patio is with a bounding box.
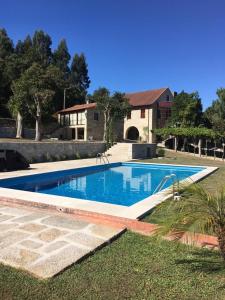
[0,204,124,279]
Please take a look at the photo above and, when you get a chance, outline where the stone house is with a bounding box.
[57,87,173,142]
[124,87,173,143]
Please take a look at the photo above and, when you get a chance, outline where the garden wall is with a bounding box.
[0,127,35,139]
[128,143,157,159]
[0,141,106,163]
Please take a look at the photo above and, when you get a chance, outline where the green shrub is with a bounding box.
[157,148,165,157]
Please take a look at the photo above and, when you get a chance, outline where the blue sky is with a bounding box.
[1,0,225,109]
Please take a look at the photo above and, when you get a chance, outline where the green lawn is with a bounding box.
[1,232,225,300]
[1,150,225,299]
[141,150,225,224]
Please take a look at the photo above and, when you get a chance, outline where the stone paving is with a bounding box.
[0,204,124,279]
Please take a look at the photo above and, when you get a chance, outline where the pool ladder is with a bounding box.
[96,152,109,164]
[153,174,179,197]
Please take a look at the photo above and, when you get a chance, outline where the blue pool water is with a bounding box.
[0,163,204,206]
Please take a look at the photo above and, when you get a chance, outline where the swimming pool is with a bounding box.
[0,162,205,207]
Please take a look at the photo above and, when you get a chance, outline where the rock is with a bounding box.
[0,149,30,171]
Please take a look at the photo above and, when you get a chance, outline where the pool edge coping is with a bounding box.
[0,162,218,220]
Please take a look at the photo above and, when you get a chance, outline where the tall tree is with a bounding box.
[0,28,14,117]
[70,53,90,103]
[0,28,13,58]
[91,88,130,146]
[52,39,70,74]
[52,39,71,110]
[204,88,225,134]
[6,36,34,127]
[169,91,203,127]
[9,79,30,138]
[11,63,55,141]
[32,30,52,67]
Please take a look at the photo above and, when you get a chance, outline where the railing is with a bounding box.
[96,152,110,164]
[153,173,179,197]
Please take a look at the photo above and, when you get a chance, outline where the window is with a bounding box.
[166,95,170,101]
[140,109,145,118]
[60,114,65,126]
[64,114,70,126]
[77,112,85,125]
[127,111,131,119]
[70,113,77,125]
[77,128,84,140]
[94,112,99,121]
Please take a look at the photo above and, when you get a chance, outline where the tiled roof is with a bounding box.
[58,102,96,113]
[125,87,168,107]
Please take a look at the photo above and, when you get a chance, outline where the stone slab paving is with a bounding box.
[0,204,125,279]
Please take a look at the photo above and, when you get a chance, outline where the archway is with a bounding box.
[126,126,139,141]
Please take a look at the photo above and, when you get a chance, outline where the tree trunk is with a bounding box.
[198,138,202,157]
[217,227,225,262]
[35,100,42,141]
[174,136,178,152]
[103,112,107,142]
[16,112,23,139]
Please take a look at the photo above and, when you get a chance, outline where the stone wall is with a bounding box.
[86,109,104,140]
[0,127,35,139]
[0,141,106,163]
[128,143,156,159]
[0,118,16,127]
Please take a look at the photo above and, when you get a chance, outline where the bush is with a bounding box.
[157,148,165,157]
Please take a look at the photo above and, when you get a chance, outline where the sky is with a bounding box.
[0,0,225,109]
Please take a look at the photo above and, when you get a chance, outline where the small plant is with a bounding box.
[75,152,80,159]
[157,148,165,157]
[153,183,225,262]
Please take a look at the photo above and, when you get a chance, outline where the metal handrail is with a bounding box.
[154,173,179,196]
[96,152,109,164]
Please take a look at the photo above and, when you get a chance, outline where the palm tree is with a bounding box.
[153,184,225,261]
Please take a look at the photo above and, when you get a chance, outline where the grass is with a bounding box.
[1,232,225,300]
[140,150,225,224]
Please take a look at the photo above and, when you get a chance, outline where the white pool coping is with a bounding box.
[0,162,218,220]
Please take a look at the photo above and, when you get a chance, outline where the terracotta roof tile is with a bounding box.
[58,103,96,113]
[125,87,168,106]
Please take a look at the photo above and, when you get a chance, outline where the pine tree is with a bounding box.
[0,28,14,59]
[70,53,90,103]
[32,30,52,67]
[0,28,14,117]
[52,39,70,74]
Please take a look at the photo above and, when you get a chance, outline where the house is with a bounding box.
[57,87,173,142]
[124,87,173,143]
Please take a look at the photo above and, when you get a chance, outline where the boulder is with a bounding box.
[0,150,30,171]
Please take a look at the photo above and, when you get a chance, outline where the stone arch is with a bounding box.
[126,126,139,141]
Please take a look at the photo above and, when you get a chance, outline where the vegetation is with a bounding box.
[152,183,225,261]
[154,127,220,139]
[169,91,203,127]
[161,90,225,150]
[204,88,225,134]
[157,147,165,157]
[0,28,90,139]
[1,232,225,299]
[91,87,131,147]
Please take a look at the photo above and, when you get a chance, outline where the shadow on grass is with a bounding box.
[175,249,225,274]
